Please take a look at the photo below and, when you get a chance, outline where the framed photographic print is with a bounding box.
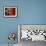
[18,24,46,41]
[4,6,17,17]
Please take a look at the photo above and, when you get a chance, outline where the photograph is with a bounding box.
[18,25,46,41]
[4,6,17,17]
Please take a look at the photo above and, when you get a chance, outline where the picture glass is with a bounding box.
[4,7,17,17]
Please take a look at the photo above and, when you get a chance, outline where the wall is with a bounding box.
[0,0,46,44]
